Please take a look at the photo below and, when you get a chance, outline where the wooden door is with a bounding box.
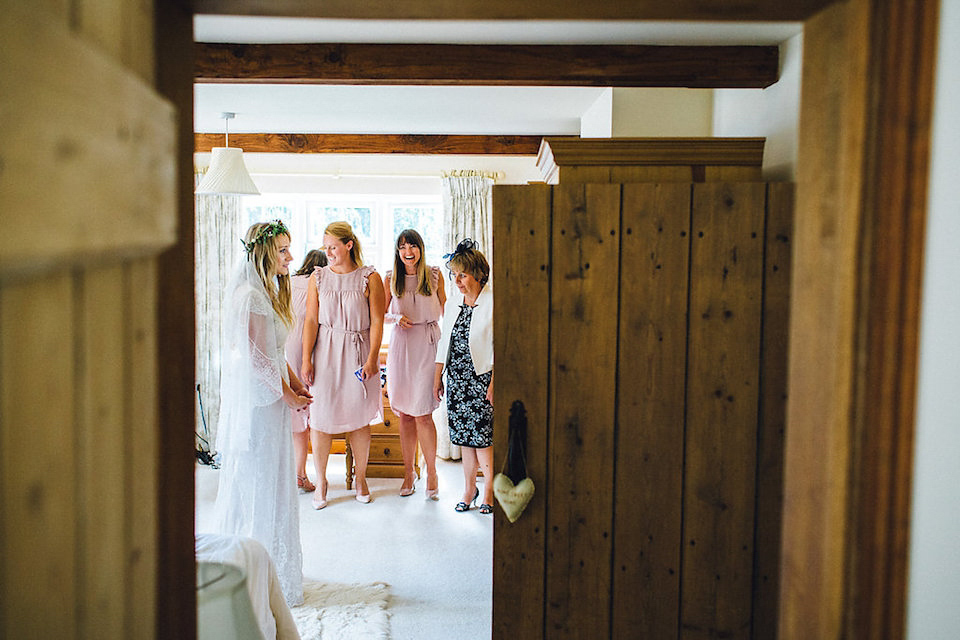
[0,2,185,637]
[492,181,793,639]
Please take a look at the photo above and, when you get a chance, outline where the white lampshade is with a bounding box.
[196,147,260,195]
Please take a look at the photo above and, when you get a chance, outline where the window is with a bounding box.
[241,194,444,274]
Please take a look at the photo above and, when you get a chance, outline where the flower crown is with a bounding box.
[241,219,289,255]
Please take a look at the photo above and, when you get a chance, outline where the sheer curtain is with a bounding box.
[195,171,243,451]
[434,170,496,460]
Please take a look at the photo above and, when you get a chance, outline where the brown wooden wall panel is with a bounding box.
[781,4,867,637]
[0,274,79,639]
[546,184,621,638]
[612,183,692,638]
[703,167,765,182]
[751,183,793,639]
[0,3,176,281]
[79,266,128,638]
[492,185,553,640]
[681,183,766,639]
[127,259,159,639]
[156,1,199,636]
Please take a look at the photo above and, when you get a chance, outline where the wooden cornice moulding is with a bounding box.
[195,133,558,155]
[536,137,765,182]
[194,42,779,89]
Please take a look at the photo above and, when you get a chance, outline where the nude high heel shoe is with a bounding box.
[356,479,371,503]
[425,474,439,501]
[312,480,328,510]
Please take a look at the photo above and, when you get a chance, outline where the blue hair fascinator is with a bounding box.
[442,238,479,262]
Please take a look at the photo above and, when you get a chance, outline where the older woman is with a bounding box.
[434,239,494,514]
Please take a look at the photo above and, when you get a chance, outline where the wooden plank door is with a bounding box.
[680,183,766,639]
[492,185,552,640]
[0,2,179,637]
[493,181,792,639]
[613,182,691,638]
[545,183,621,638]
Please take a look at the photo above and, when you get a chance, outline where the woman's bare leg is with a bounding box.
[396,411,418,494]
[309,429,332,507]
[460,446,479,505]
[476,445,494,506]
[348,426,372,499]
[415,414,439,493]
[293,428,312,489]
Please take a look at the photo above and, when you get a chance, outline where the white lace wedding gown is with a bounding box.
[205,261,304,607]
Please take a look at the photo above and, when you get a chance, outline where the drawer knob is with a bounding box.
[383,419,390,426]
[383,448,391,456]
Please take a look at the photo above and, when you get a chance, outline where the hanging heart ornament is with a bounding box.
[493,473,535,523]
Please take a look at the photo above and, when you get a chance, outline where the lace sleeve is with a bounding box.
[217,262,286,453]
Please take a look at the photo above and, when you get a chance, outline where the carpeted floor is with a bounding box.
[196,454,492,640]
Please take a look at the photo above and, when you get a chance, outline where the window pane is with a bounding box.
[307,203,374,246]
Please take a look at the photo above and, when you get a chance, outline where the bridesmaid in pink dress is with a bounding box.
[301,221,385,508]
[283,248,327,494]
[383,230,446,499]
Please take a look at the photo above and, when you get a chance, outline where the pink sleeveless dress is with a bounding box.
[307,265,382,433]
[284,274,310,432]
[385,267,443,417]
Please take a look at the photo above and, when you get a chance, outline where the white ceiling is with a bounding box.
[193,17,803,136]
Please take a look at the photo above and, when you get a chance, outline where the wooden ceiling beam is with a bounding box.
[195,43,779,88]
[195,133,554,154]
[192,0,830,21]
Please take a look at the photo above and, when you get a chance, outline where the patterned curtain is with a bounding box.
[434,170,496,460]
[441,170,495,268]
[195,170,242,451]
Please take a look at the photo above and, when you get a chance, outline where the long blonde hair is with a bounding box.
[324,220,364,266]
[244,221,294,326]
[392,229,432,297]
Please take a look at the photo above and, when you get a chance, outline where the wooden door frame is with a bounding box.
[158,1,937,637]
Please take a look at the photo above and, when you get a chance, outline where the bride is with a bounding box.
[207,220,313,607]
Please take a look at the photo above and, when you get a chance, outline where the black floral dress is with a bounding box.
[445,304,493,448]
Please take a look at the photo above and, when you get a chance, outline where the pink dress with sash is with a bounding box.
[307,265,382,433]
[385,267,443,417]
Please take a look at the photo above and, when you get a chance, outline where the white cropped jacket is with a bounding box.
[435,284,493,375]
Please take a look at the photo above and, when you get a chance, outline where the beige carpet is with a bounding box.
[291,581,390,640]
[196,454,492,640]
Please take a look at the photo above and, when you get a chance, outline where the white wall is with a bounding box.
[712,32,802,181]
[906,0,960,637]
[580,88,613,137]
[611,88,713,136]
